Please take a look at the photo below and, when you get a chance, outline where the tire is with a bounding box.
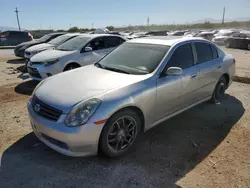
[247,43,250,50]
[225,41,231,48]
[99,109,142,158]
[63,63,80,71]
[211,76,227,104]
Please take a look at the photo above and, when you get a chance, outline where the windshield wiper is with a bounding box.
[94,62,104,68]
[103,66,131,74]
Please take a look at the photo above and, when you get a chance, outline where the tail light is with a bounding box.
[28,33,33,39]
[233,58,236,64]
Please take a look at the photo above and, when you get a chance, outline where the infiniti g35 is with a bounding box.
[28,37,235,157]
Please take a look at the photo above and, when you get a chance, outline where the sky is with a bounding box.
[1,0,250,30]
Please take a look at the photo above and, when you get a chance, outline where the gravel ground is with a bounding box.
[0,50,250,188]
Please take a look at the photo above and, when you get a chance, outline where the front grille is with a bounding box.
[31,95,62,121]
[28,67,42,78]
[30,61,43,65]
[41,133,68,150]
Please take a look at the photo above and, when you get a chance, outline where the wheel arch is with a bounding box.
[221,73,230,88]
[63,62,81,71]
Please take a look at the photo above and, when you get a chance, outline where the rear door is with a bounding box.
[156,43,200,119]
[194,42,222,98]
[103,36,125,54]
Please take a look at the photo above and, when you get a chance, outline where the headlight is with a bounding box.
[65,99,101,127]
[34,49,46,54]
[44,58,59,67]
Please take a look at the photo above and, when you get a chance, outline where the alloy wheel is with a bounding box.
[107,116,137,152]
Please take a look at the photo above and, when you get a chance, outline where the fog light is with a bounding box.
[46,73,52,77]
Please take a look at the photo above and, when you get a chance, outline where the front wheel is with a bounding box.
[211,76,227,104]
[99,109,141,158]
[247,43,250,50]
[225,41,231,48]
[63,63,80,71]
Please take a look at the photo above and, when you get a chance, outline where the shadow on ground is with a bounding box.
[0,95,245,188]
[15,80,40,95]
[6,58,26,64]
[16,65,27,73]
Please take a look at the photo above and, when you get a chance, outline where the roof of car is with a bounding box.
[63,33,81,36]
[76,33,125,38]
[128,36,208,46]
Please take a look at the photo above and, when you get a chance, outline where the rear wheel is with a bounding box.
[63,63,80,71]
[211,76,227,104]
[247,43,250,50]
[99,109,141,158]
[225,41,231,48]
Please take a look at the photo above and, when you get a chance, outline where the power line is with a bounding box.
[222,6,225,24]
[15,7,21,31]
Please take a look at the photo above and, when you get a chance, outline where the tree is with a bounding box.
[68,26,80,32]
[106,26,114,31]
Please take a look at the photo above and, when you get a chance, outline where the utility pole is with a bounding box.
[15,7,21,31]
[92,22,94,29]
[147,16,150,27]
[222,6,225,24]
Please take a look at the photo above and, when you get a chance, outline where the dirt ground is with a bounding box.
[0,50,250,188]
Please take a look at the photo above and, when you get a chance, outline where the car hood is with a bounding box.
[26,43,54,52]
[30,49,75,62]
[35,65,149,113]
[16,40,42,48]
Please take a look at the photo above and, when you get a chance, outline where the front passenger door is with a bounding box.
[78,37,107,66]
[156,43,200,120]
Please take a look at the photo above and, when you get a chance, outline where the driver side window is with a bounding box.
[165,43,194,70]
[86,37,105,51]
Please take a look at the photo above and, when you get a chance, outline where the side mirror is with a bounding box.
[166,67,183,76]
[85,47,93,52]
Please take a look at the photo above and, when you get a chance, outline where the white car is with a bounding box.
[24,33,80,59]
[27,34,126,80]
[212,30,238,45]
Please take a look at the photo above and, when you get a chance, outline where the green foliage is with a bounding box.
[115,20,250,31]
[68,26,80,32]
[67,27,95,33]
[106,26,114,31]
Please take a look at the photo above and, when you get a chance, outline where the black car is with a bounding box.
[14,32,65,58]
[0,30,33,46]
[225,33,250,50]
[145,30,169,36]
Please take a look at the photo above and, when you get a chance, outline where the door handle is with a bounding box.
[217,65,222,69]
[190,74,197,79]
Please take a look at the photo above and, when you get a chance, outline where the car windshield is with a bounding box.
[56,36,90,51]
[97,43,170,75]
[48,35,76,45]
[38,34,53,42]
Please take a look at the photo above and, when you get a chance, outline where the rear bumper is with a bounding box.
[14,49,25,57]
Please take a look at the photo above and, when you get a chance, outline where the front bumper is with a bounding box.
[14,49,25,58]
[27,100,104,157]
[27,61,63,81]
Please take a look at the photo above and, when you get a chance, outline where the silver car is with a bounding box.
[27,37,235,157]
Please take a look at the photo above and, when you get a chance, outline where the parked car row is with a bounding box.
[25,35,235,158]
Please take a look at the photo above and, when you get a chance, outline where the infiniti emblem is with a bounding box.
[34,104,40,112]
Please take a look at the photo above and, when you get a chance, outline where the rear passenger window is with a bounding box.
[105,37,124,48]
[195,42,213,64]
[166,44,194,69]
[211,45,218,59]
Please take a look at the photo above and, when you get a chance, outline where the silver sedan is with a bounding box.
[27,36,235,157]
